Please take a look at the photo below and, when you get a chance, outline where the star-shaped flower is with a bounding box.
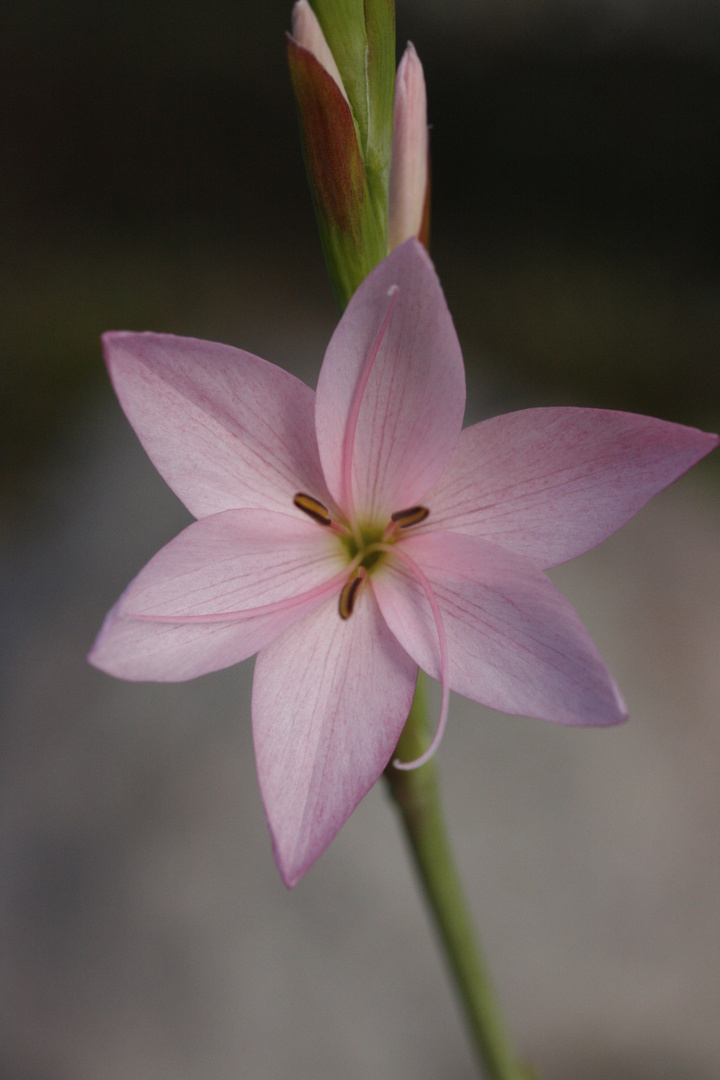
[89,240,717,886]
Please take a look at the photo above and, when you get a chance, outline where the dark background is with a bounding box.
[1,3,719,1079]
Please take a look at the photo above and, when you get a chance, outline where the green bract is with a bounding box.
[309,0,394,177]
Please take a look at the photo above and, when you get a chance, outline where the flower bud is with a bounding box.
[388,43,429,252]
[288,0,394,305]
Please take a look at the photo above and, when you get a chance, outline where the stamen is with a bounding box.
[341,284,399,519]
[390,505,429,529]
[375,543,450,771]
[382,520,399,542]
[294,492,332,526]
[338,568,365,620]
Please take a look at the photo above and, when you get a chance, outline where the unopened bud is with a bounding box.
[388,42,429,252]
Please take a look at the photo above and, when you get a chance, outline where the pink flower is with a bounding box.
[89,240,717,886]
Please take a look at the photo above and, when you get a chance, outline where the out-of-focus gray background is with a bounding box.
[1,1,719,1077]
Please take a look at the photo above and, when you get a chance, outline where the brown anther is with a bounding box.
[339,574,363,620]
[390,505,430,529]
[294,493,332,527]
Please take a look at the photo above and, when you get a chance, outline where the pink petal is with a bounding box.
[372,531,627,727]
[422,408,718,568]
[315,240,465,522]
[252,587,417,887]
[88,510,345,681]
[103,332,334,520]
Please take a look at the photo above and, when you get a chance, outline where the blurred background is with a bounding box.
[1,1,719,1078]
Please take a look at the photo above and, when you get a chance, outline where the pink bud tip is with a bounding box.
[388,43,429,252]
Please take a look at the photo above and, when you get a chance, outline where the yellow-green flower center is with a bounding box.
[340,522,387,574]
[293,493,430,619]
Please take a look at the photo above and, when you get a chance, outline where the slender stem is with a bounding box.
[384,673,534,1080]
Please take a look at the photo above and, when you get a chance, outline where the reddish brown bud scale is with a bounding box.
[287,34,367,237]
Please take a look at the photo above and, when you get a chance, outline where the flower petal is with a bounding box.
[422,408,719,568]
[103,332,334,520]
[315,240,465,521]
[252,587,417,887]
[88,510,345,681]
[373,531,627,727]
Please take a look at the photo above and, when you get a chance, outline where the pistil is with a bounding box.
[376,542,450,772]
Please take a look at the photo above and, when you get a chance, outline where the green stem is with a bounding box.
[384,674,534,1080]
